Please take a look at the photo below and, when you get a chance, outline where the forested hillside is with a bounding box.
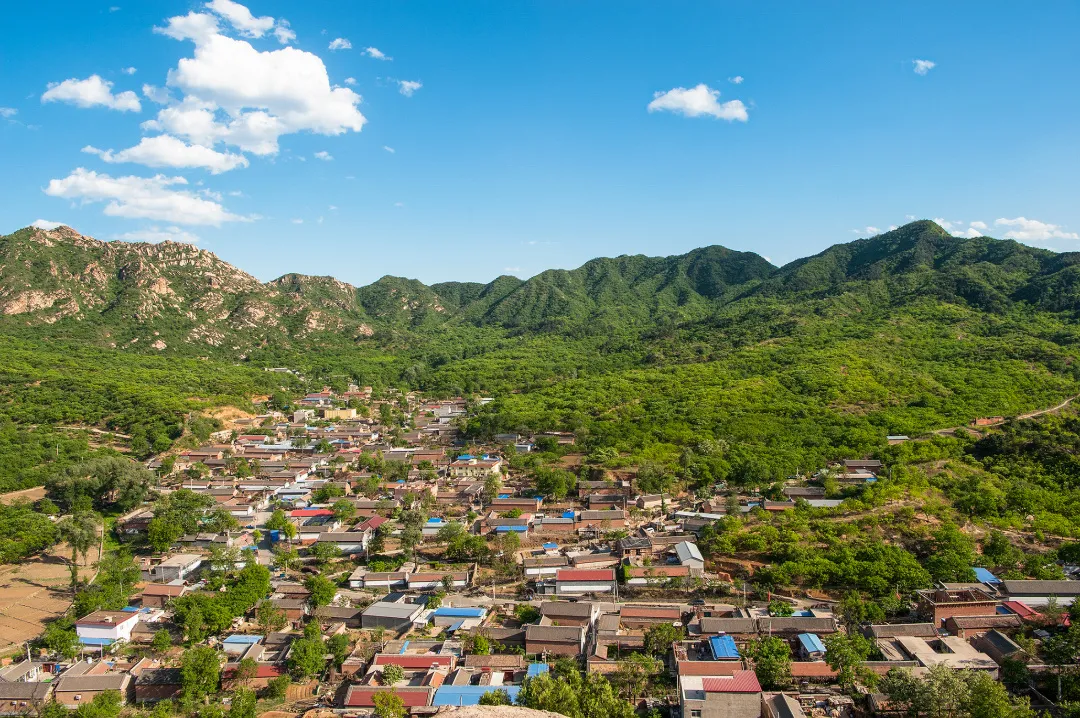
[3,219,1080,487]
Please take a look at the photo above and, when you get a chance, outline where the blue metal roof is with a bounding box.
[432,607,487,618]
[223,635,263,644]
[562,511,576,519]
[498,494,511,499]
[973,567,1001,584]
[446,620,465,632]
[432,686,521,706]
[496,525,528,532]
[458,454,475,460]
[426,517,444,524]
[798,633,827,654]
[709,634,739,659]
[542,542,558,550]
[527,663,549,678]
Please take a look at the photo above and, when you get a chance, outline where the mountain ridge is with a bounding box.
[2,220,1078,353]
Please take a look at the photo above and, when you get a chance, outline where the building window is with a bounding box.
[690,712,701,718]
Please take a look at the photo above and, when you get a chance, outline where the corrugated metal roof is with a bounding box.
[556,569,615,582]
[797,633,826,654]
[702,671,761,693]
[432,686,521,706]
[709,634,740,659]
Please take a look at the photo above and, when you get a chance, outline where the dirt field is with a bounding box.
[0,486,46,505]
[0,542,98,654]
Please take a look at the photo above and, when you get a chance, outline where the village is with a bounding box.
[2,386,1078,718]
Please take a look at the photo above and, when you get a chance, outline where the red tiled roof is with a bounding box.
[371,655,455,669]
[344,687,430,707]
[142,584,185,596]
[224,664,284,679]
[1001,600,1041,619]
[790,662,838,678]
[358,516,387,531]
[621,606,682,619]
[702,671,761,693]
[290,509,333,517]
[556,569,615,582]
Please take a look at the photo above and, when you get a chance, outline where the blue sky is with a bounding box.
[2,1,1079,286]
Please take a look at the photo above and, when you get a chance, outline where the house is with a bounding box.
[342,685,433,710]
[695,617,758,640]
[625,565,695,586]
[782,487,826,500]
[0,662,50,683]
[53,673,132,708]
[524,556,568,578]
[916,588,999,626]
[754,616,837,637]
[973,630,1024,664]
[221,663,286,691]
[708,635,741,661]
[620,605,683,629]
[75,611,141,647]
[679,671,762,718]
[878,635,999,675]
[636,494,670,511]
[943,614,1023,638]
[613,537,652,560]
[140,583,186,609]
[433,685,522,707]
[221,635,264,656]
[539,601,599,628]
[762,693,807,718]
[134,668,184,703]
[430,607,487,629]
[0,683,51,716]
[797,633,826,660]
[449,456,503,478]
[361,595,428,632]
[525,625,585,657]
[315,606,365,629]
[147,554,203,582]
[676,541,706,570]
[999,579,1080,606]
[576,509,627,529]
[490,497,542,513]
[555,569,616,596]
[314,530,371,556]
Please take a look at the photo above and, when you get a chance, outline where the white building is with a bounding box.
[75,611,140,647]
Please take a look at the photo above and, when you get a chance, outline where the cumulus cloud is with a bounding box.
[142,84,171,105]
[397,80,422,97]
[155,11,221,44]
[42,75,141,112]
[647,84,748,121]
[122,67,137,75]
[934,218,985,238]
[328,37,352,50]
[728,76,744,84]
[45,167,249,225]
[995,217,1079,242]
[147,19,365,155]
[0,107,16,118]
[272,20,295,44]
[82,135,249,174]
[314,150,332,160]
[31,219,66,230]
[343,77,357,86]
[364,47,391,60]
[204,0,274,37]
[114,225,201,243]
[913,59,936,76]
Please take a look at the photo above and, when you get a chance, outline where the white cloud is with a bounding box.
[383,145,395,153]
[122,67,137,75]
[913,59,936,76]
[0,107,16,118]
[934,218,986,238]
[147,20,366,156]
[397,80,422,97]
[155,11,221,45]
[45,167,249,226]
[114,225,201,243]
[142,84,172,105]
[647,84,748,121]
[228,190,244,196]
[42,75,141,112]
[328,205,337,210]
[31,219,66,230]
[328,38,352,51]
[314,150,332,160]
[343,77,357,86]
[204,0,274,38]
[851,226,882,236]
[272,20,295,45]
[291,218,303,224]
[364,47,391,60]
[994,217,1079,242]
[82,135,249,174]
[504,266,522,273]
[728,76,744,84]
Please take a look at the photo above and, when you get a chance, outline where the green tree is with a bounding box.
[304,574,337,608]
[226,689,257,718]
[381,664,405,686]
[613,652,660,702]
[233,658,258,687]
[181,645,222,703]
[479,689,512,706]
[372,691,405,718]
[288,637,327,678]
[151,629,173,653]
[256,601,287,634]
[331,499,355,522]
[309,542,342,567]
[824,632,876,694]
[327,633,350,668]
[746,636,792,690]
[57,511,99,594]
[265,676,290,700]
[643,622,685,657]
